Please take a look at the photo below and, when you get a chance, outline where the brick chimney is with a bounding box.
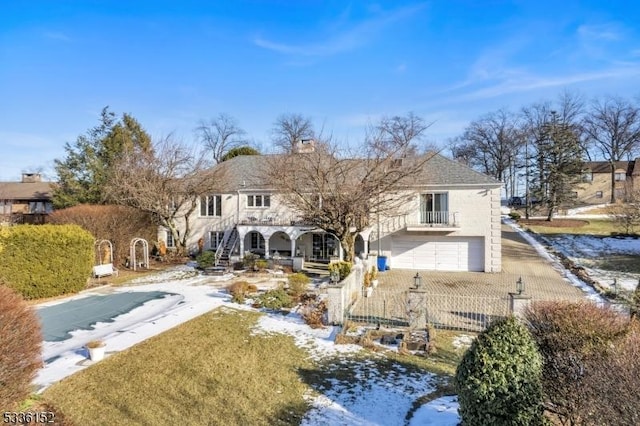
[293,138,316,153]
[21,173,42,183]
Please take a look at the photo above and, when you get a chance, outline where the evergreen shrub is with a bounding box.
[455,316,544,426]
[0,224,94,299]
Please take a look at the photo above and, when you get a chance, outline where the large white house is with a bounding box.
[163,151,502,272]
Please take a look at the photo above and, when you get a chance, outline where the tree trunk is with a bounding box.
[610,165,616,204]
[340,233,356,263]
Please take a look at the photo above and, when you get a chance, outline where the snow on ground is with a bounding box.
[503,218,606,303]
[34,264,461,424]
[253,313,452,425]
[543,233,640,291]
[409,396,459,426]
[35,267,231,391]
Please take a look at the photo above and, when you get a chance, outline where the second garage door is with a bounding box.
[391,236,484,271]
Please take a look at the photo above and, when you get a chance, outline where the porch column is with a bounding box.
[264,238,270,259]
[363,239,369,256]
[338,242,344,261]
[290,238,296,256]
[239,238,244,257]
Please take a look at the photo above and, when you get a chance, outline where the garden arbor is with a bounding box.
[129,238,149,271]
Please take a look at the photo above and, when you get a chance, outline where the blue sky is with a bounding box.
[1,1,639,180]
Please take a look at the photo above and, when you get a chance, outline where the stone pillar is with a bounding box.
[407,289,428,330]
[264,237,270,259]
[509,293,532,318]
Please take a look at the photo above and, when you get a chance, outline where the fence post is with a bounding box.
[508,293,531,318]
[407,289,428,330]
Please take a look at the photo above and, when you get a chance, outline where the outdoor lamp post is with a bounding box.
[516,276,525,294]
[413,272,422,289]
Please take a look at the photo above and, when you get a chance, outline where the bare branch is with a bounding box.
[271,113,315,153]
[196,113,247,164]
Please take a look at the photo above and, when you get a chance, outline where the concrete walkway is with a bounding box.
[374,224,587,301]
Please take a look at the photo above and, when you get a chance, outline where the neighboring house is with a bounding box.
[0,173,54,225]
[165,147,502,272]
[575,161,637,204]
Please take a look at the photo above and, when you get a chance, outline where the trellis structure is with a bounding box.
[130,238,149,271]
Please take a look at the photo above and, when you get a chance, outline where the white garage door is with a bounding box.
[391,236,484,271]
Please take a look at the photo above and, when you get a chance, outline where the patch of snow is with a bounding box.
[452,334,474,349]
[566,204,610,216]
[409,396,460,426]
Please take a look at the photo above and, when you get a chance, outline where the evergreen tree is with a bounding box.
[456,316,544,426]
[53,107,152,208]
[220,145,260,162]
[532,113,584,221]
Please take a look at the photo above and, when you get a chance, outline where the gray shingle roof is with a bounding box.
[0,181,53,200]
[214,151,501,192]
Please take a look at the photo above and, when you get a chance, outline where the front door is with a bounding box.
[312,234,337,260]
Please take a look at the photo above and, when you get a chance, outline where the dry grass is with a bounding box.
[522,218,619,235]
[42,308,313,426]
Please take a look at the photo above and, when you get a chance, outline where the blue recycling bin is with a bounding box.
[377,255,388,271]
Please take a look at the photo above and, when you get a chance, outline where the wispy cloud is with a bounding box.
[395,63,407,73]
[43,31,72,42]
[577,23,622,41]
[453,66,640,101]
[253,3,426,57]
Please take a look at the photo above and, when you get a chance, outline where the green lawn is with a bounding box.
[40,308,465,426]
[43,309,313,426]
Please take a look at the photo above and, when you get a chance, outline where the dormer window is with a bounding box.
[247,194,270,208]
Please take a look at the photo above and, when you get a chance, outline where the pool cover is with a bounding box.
[37,291,176,342]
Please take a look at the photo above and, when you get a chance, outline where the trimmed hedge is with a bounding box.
[0,224,94,299]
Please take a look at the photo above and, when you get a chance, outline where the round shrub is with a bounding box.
[288,273,311,299]
[524,301,631,425]
[0,284,43,410]
[196,251,216,269]
[455,316,544,426]
[255,286,293,310]
[328,261,352,281]
[0,224,94,299]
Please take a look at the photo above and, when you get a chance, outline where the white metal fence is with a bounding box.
[346,290,511,332]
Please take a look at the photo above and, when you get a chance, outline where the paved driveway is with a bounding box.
[376,224,586,301]
[350,224,587,330]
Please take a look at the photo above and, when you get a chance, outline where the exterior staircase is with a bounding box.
[215,226,239,267]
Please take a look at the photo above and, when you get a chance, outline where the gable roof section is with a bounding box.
[0,181,53,201]
[585,161,632,174]
[213,152,500,192]
[408,153,501,186]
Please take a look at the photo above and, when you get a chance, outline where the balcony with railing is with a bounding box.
[406,211,460,231]
[238,214,315,227]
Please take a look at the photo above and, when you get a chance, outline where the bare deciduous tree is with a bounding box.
[583,95,640,203]
[265,113,433,262]
[451,109,523,198]
[105,136,226,255]
[271,113,315,153]
[196,113,247,164]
